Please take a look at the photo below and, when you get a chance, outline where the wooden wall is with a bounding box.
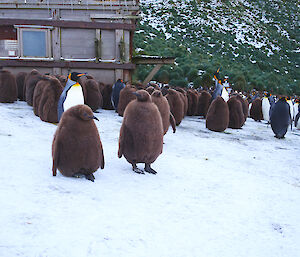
[0,0,139,83]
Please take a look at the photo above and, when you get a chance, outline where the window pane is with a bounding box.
[22,31,46,57]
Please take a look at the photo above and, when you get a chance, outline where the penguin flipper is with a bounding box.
[52,136,60,177]
[118,124,124,158]
[100,142,105,169]
[169,112,176,133]
[295,113,300,128]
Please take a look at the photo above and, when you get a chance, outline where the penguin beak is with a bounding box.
[78,73,87,77]
[92,116,99,121]
[86,114,99,121]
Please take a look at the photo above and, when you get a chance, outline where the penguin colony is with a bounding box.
[1,68,299,181]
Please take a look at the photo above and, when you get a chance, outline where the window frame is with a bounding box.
[15,25,53,59]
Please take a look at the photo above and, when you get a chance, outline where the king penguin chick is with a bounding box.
[118,90,163,175]
[52,104,104,182]
[57,72,86,122]
[270,97,291,139]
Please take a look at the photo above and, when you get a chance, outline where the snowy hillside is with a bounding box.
[0,101,300,257]
[134,0,299,94]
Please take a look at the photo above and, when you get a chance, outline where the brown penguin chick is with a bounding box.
[33,77,49,117]
[38,77,63,123]
[118,90,163,175]
[82,79,103,112]
[187,89,198,116]
[146,86,155,95]
[198,91,212,118]
[151,90,176,134]
[235,94,248,123]
[24,69,42,106]
[176,88,188,116]
[166,89,184,126]
[0,70,17,103]
[57,75,67,87]
[206,96,229,132]
[117,84,137,117]
[227,96,245,129]
[98,82,105,96]
[52,104,104,181]
[161,85,170,96]
[101,84,114,110]
[250,98,263,121]
[16,72,27,101]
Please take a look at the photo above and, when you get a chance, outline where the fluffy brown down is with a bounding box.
[38,77,63,123]
[118,90,163,165]
[187,90,199,116]
[227,96,245,129]
[166,89,184,126]
[56,75,67,87]
[176,88,188,116]
[117,84,136,117]
[16,72,27,101]
[235,94,248,123]
[24,69,42,106]
[0,70,17,103]
[146,86,155,95]
[250,98,263,121]
[101,83,114,110]
[198,91,212,118]
[151,90,176,134]
[206,96,229,132]
[52,104,104,177]
[82,79,103,112]
[33,77,50,117]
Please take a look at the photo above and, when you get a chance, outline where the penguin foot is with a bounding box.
[144,164,157,175]
[85,174,95,182]
[132,164,145,174]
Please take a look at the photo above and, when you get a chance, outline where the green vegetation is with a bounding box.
[133,0,299,95]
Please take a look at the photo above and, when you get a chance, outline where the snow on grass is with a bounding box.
[0,101,300,257]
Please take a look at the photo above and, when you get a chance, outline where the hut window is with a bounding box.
[16,26,52,58]
[0,26,18,57]
[22,31,47,57]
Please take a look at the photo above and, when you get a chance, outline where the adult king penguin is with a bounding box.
[211,68,229,102]
[294,104,300,130]
[57,72,86,122]
[262,93,271,122]
[270,97,291,139]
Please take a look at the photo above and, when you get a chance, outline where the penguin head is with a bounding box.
[68,72,87,82]
[73,105,99,121]
[151,90,162,98]
[133,90,151,102]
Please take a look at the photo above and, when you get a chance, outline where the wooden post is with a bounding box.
[52,8,61,75]
[143,64,162,86]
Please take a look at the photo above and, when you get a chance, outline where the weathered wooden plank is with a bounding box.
[0,59,136,69]
[101,30,116,60]
[0,18,136,30]
[133,56,176,65]
[61,28,96,59]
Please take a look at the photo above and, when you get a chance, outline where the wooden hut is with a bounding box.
[0,0,139,84]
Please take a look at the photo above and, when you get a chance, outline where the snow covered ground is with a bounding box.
[0,101,300,257]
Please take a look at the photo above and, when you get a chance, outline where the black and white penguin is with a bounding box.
[294,104,300,130]
[111,79,125,110]
[57,72,86,122]
[286,97,294,121]
[262,94,271,122]
[211,69,228,102]
[270,97,291,139]
[293,99,299,121]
